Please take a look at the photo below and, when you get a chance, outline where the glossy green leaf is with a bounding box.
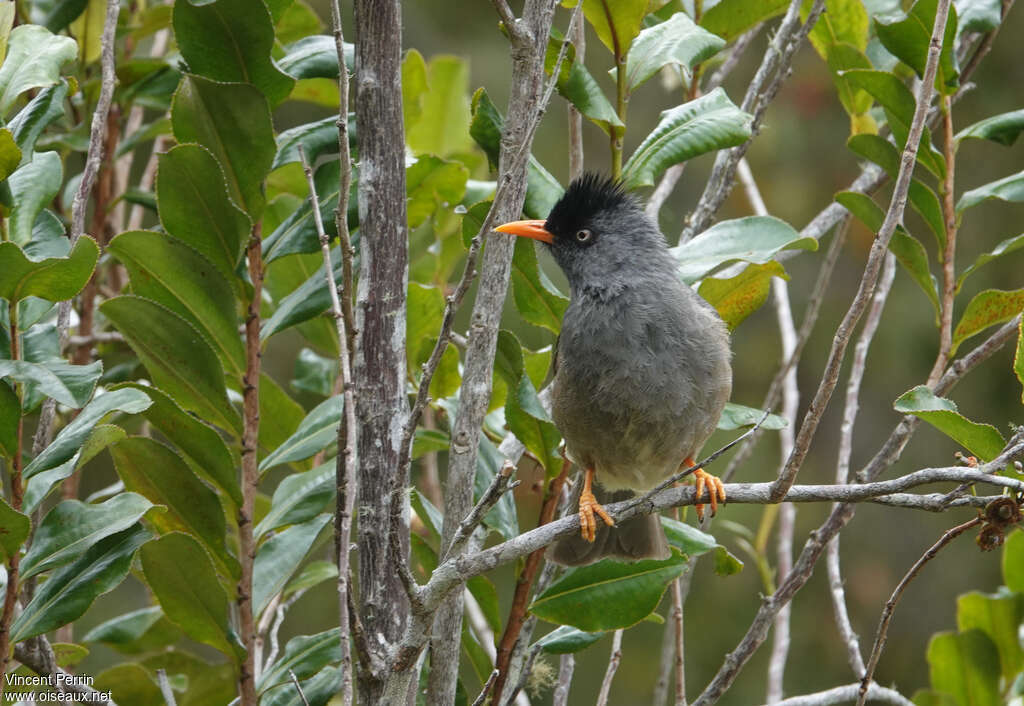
[806,0,868,56]
[155,145,251,275]
[262,246,347,340]
[511,237,569,333]
[7,80,68,167]
[81,606,179,654]
[957,591,1024,681]
[70,0,105,65]
[256,628,341,693]
[958,233,1024,290]
[893,385,1005,462]
[262,162,356,262]
[875,0,959,93]
[956,170,1024,212]
[284,560,337,599]
[257,372,306,460]
[407,282,445,367]
[716,402,788,431]
[0,236,98,304]
[140,532,243,660]
[622,88,752,188]
[115,383,241,507]
[926,630,1000,706]
[406,54,472,157]
[407,155,468,229]
[506,373,561,479]
[92,664,161,706]
[11,525,152,642]
[701,0,788,41]
[259,396,341,473]
[475,435,520,541]
[0,381,17,459]
[277,35,352,80]
[956,0,1002,34]
[20,493,153,580]
[575,0,648,56]
[110,437,238,578]
[101,295,239,433]
[530,549,689,631]
[952,289,1024,354]
[255,463,334,539]
[0,358,100,413]
[108,230,243,376]
[625,12,725,91]
[1016,319,1024,404]
[0,1,13,61]
[253,513,330,618]
[23,425,126,513]
[555,58,622,135]
[261,665,341,706]
[956,109,1024,147]
[173,0,294,105]
[8,150,62,245]
[0,24,77,116]
[660,516,743,575]
[469,87,563,219]
[672,215,816,284]
[171,74,275,220]
[535,625,602,654]
[273,114,353,171]
[0,128,20,180]
[698,261,786,331]
[1002,530,1024,593]
[0,496,29,562]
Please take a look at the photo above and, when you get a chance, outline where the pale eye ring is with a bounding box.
[575,229,593,243]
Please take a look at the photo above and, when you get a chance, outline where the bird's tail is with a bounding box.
[547,478,670,566]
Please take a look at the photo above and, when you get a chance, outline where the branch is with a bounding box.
[595,629,624,706]
[769,683,913,706]
[856,516,983,705]
[472,670,501,706]
[767,0,952,502]
[552,654,575,706]
[440,460,519,563]
[157,669,177,706]
[681,0,825,242]
[14,638,117,705]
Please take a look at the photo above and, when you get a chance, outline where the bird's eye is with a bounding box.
[575,229,593,243]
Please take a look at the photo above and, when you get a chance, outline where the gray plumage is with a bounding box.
[539,175,732,566]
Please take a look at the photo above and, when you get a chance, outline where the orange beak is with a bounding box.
[494,219,554,244]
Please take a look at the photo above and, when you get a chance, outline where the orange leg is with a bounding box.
[578,466,615,542]
[687,456,726,522]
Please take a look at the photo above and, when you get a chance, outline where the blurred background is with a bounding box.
[70,1,1024,703]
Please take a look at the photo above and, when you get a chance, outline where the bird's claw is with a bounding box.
[693,468,726,522]
[578,487,614,542]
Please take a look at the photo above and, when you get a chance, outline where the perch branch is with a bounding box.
[771,683,912,706]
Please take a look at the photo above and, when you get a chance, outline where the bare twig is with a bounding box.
[671,573,686,706]
[157,669,177,706]
[646,164,686,219]
[13,638,117,705]
[553,654,575,706]
[568,9,585,182]
[681,0,825,242]
[472,670,501,706]
[856,516,983,705]
[595,630,625,706]
[771,683,913,706]
[441,461,519,563]
[288,670,311,706]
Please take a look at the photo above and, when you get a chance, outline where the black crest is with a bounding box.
[544,173,637,236]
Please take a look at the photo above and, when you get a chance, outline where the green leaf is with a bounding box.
[958,233,1024,291]
[506,373,562,479]
[956,0,1003,34]
[259,395,341,473]
[92,664,162,706]
[469,87,564,220]
[256,628,341,693]
[535,625,603,654]
[672,215,816,284]
[576,0,649,56]
[258,372,307,459]
[0,495,29,562]
[262,246,348,340]
[0,128,20,180]
[262,161,355,262]
[530,548,689,631]
[110,437,238,579]
[277,35,352,80]
[956,170,1024,213]
[476,435,520,541]
[511,237,569,333]
[253,513,330,618]
[660,516,743,575]
[284,560,337,599]
[716,402,788,431]
[698,261,786,331]
[875,0,959,93]
[141,651,235,706]
[20,493,153,580]
[0,358,101,416]
[0,381,17,459]
[1016,319,1024,404]
[806,0,868,56]
[108,230,243,377]
[171,74,276,220]
[622,87,752,188]
[625,12,725,91]
[11,525,152,642]
[956,109,1024,147]
[1003,530,1024,593]
[406,54,472,157]
[701,0,789,41]
[140,532,243,660]
[115,383,241,507]
[0,236,98,304]
[100,295,240,434]
[957,591,1024,682]
[427,342,461,402]
[893,385,1005,462]
[24,425,126,513]
[0,24,77,116]
[261,666,341,706]
[81,606,181,655]
[155,145,251,275]
[273,114,352,171]
[8,150,62,245]
[926,630,1000,706]
[7,80,69,167]
[173,0,294,105]
[407,155,468,229]
[555,58,622,135]
[952,289,1024,354]
[255,462,334,539]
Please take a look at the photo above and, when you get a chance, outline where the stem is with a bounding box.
[552,654,575,706]
[856,517,983,705]
[928,94,958,385]
[595,629,624,706]
[568,9,585,181]
[0,307,23,694]
[604,0,626,179]
[237,225,263,706]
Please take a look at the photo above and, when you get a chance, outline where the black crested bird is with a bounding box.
[496,174,732,565]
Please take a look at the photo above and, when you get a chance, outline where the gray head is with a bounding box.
[496,173,674,296]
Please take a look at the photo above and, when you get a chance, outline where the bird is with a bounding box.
[495,173,732,566]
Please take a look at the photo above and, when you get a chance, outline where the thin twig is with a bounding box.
[770,683,913,706]
[156,669,177,706]
[567,9,585,182]
[927,94,958,385]
[441,461,519,563]
[472,670,501,706]
[856,516,983,705]
[671,573,686,706]
[288,669,311,706]
[595,630,625,706]
[553,654,575,706]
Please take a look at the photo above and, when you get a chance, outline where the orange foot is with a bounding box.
[578,466,614,542]
[688,456,726,522]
